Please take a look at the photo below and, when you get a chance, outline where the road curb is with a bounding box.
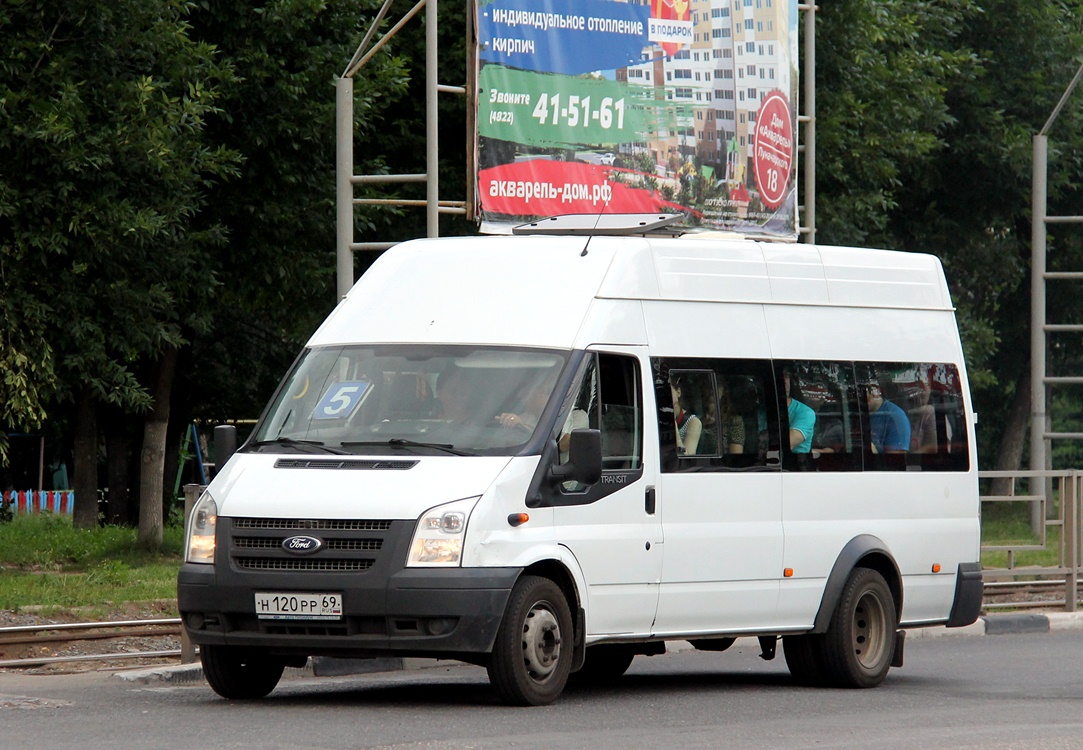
[113,655,435,686]
[114,612,1083,685]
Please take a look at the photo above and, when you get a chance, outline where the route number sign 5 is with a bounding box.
[312,381,371,421]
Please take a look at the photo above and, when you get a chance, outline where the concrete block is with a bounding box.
[981,614,1049,635]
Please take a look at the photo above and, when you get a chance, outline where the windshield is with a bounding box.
[250,345,569,456]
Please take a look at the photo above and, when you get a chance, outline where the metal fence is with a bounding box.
[979,469,1082,612]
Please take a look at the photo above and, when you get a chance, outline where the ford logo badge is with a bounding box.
[282,535,323,555]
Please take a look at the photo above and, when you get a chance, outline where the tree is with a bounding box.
[813,0,1083,468]
[2,1,414,546]
[173,0,413,430]
[0,0,239,532]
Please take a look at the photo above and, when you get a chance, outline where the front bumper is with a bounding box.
[177,516,520,659]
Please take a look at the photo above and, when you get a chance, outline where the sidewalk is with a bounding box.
[114,611,1083,686]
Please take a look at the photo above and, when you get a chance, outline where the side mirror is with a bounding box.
[550,429,602,486]
[213,425,238,477]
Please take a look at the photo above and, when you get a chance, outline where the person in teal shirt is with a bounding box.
[784,371,815,453]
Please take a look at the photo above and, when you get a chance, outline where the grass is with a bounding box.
[0,514,184,616]
[980,501,1062,569]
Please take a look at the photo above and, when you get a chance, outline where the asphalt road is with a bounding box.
[1,631,1080,750]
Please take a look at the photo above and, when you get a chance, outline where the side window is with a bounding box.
[890,363,971,472]
[655,358,778,472]
[776,361,970,473]
[559,353,642,491]
[778,361,862,472]
[597,354,643,470]
[855,362,916,471]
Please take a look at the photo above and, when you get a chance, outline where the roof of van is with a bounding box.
[308,234,954,349]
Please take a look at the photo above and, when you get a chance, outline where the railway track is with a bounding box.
[981,578,1083,610]
[0,618,183,669]
[0,580,1078,669]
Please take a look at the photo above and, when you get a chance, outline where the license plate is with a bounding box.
[254,592,343,620]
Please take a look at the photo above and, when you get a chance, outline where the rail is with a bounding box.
[0,618,182,668]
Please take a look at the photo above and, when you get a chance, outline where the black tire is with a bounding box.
[782,634,826,686]
[570,644,636,686]
[820,567,897,688]
[201,644,285,700]
[487,575,574,706]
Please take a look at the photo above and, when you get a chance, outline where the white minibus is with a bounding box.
[179,222,983,705]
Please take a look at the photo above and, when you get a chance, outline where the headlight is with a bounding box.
[185,492,218,564]
[407,497,480,567]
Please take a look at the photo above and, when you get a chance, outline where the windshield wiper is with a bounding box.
[340,439,476,457]
[248,438,352,455]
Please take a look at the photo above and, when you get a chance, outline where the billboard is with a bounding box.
[475,0,800,238]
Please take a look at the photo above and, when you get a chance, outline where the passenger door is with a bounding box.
[651,358,786,635]
[546,348,663,636]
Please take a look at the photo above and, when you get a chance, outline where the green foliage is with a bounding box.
[815,0,1083,462]
[0,299,53,464]
[0,0,240,445]
[815,0,983,246]
[176,1,413,420]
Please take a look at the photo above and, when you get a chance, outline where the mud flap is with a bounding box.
[891,629,905,668]
[571,607,587,671]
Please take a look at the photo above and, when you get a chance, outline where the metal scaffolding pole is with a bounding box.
[336,76,355,301]
[800,3,816,244]
[426,0,439,237]
[335,0,463,300]
[1030,61,1083,529]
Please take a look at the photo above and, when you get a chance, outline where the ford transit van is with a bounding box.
[178,226,982,705]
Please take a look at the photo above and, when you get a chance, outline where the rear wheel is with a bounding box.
[487,575,574,706]
[201,644,285,699]
[820,567,897,688]
[570,644,636,686]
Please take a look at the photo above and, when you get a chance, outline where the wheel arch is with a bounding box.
[810,534,902,634]
[520,555,587,671]
[522,558,581,613]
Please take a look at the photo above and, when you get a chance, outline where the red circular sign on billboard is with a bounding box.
[753,90,794,210]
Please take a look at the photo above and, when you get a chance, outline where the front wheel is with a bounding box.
[201,644,285,699]
[487,575,574,706]
[820,567,897,688]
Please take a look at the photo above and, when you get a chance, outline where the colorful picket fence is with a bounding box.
[1,490,74,515]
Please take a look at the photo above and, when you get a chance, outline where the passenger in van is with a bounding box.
[670,377,702,455]
[783,371,815,453]
[866,384,911,453]
[495,375,555,433]
[719,385,746,454]
[436,366,471,423]
[700,385,745,455]
[908,377,938,454]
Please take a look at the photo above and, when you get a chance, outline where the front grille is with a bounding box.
[235,558,373,572]
[233,537,382,551]
[234,518,392,531]
[227,517,393,573]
